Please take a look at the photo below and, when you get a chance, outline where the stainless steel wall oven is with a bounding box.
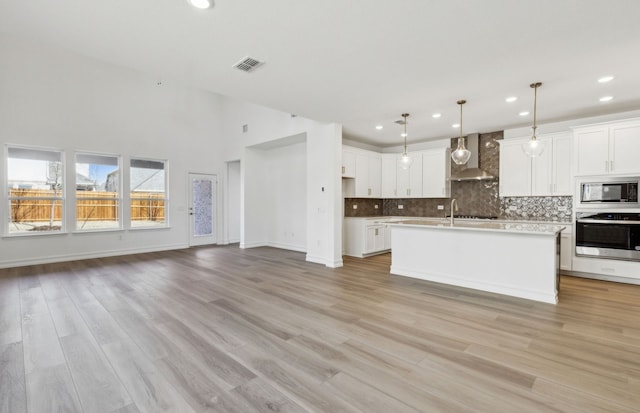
[575,211,640,261]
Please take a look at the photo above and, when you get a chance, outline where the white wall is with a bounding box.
[0,34,225,267]
[221,98,343,267]
[226,160,241,243]
[264,140,307,252]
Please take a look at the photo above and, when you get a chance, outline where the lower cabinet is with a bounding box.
[344,218,391,257]
[365,225,385,254]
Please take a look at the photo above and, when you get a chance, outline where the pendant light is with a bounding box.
[522,82,544,157]
[451,100,471,165]
[398,113,412,170]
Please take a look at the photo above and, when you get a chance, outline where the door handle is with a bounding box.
[342,166,345,174]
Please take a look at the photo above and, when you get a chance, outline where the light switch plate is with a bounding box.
[353,204,358,209]
[398,205,404,209]
[437,205,444,210]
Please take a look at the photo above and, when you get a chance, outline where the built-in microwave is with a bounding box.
[578,177,638,208]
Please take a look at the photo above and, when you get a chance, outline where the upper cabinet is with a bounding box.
[499,139,531,197]
[422,148,451,198]
[342,145,450,199]
[342,149,356,178]
[532,133,573,196]
[500,133,572,197]
[354,152,381,198]
[574,120,640,176]
[381,154,398,198]
[396,153,423,198]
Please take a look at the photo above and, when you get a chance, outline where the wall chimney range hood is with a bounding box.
[449,133,496,181]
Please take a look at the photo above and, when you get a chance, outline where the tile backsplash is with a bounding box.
[500,196,573,222]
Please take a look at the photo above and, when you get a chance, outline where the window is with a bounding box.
[129,158,168,228]
[6,146,64,234]
[75,153,121,230]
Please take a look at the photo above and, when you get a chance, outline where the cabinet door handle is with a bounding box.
[407,189,410,196]
[605,160,608,172]
[375,228,379,236]
[554,183,557,192]
[368,188,371,196]
[342,166,345,174]
[610,160,614,171]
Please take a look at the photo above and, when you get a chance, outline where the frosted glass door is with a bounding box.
[189,173,217,246]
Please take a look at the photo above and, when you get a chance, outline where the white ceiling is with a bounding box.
[2,0,640,147]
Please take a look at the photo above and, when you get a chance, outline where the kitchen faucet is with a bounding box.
[450,198,459,225]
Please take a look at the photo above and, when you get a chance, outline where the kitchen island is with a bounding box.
[389,220,565,304]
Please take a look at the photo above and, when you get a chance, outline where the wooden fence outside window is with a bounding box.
[9,189,165,222]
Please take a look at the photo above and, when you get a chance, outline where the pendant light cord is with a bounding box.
[402,113,409,153]
[531,82,541,140]
[457,100,466,148]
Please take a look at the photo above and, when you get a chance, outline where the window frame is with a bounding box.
[4,144,66,237]
[128,157,169,230]
[74,151,123,232]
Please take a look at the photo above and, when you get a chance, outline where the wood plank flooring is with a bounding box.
[1,246,639,412]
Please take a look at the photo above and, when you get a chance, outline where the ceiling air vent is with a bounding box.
[233,56,264,73]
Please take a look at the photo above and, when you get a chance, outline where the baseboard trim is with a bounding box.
[0,243,189,269]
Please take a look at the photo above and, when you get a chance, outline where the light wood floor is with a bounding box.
[1,246,639,413]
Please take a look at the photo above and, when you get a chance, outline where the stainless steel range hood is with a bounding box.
[450,133,496,181]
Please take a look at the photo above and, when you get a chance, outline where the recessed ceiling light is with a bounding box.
[505,96,517,103]
[452,124,460,129]
[519,111,530,116]
[432,113,442,119]
[599,96,613,102]
[375,125,383,130]
[189,0,212,9]
[598,75,615,83]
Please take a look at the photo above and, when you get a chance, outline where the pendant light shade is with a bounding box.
[522,82,545,157]
[451,100,472,165]
[399,113,413,170]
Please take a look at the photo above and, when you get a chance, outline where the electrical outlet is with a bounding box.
[437,205,444,210]
[557,206,568,211]
[353,204,358,209]
[398,204,404,209]
[508,206,517,211]
[374,204,379,209]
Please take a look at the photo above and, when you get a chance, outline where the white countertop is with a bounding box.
[388,218,566,235]
[345,216,571,234]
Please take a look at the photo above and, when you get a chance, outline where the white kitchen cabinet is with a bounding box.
[368,155,382,197]
[532,133,573,196]
[501,133,572,197]
[499,138,531,196]
[343,218,390,257]
[354,152,381,198]
[610,122,640,174]
[574,126,609,175]
[553,134,573,195]
[574,120,640,176]
[342,150,356,178]
[422,148,451,198]
[381,154,397,198]
[397,153,423,198]
[365,224,385,253]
